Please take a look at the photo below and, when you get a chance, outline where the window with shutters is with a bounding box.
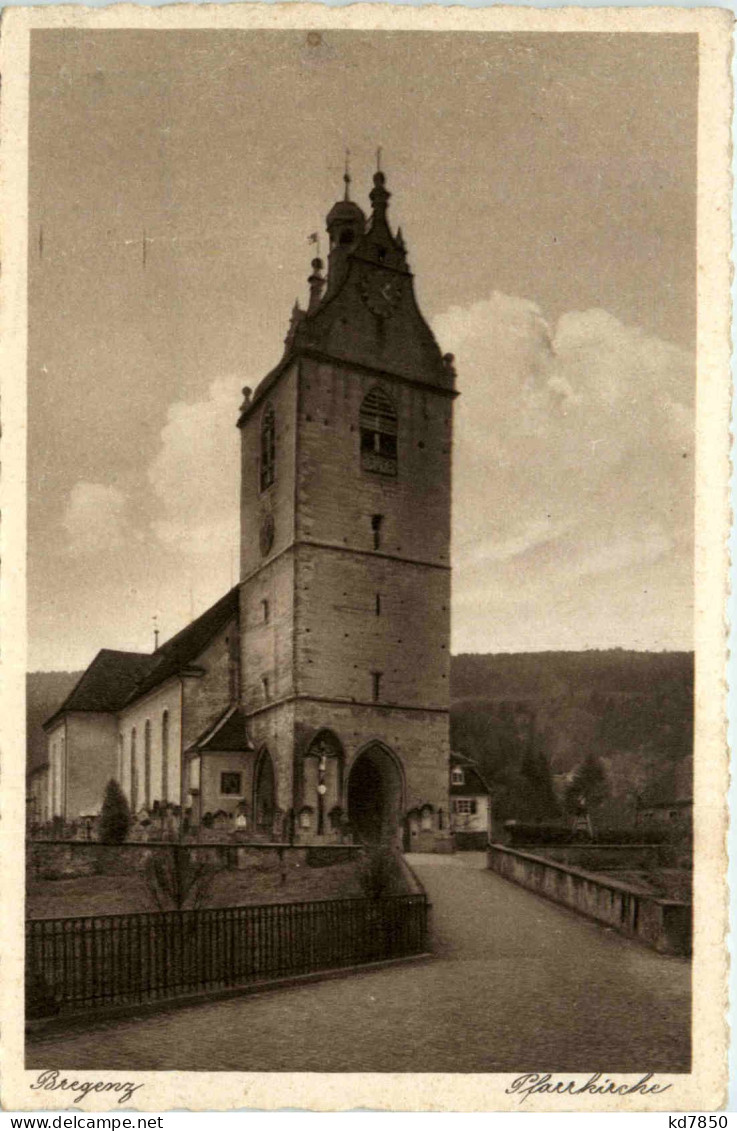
[360,386,397,476]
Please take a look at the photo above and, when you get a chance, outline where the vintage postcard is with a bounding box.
[0,2,732,1114]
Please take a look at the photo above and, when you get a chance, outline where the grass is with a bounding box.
[27,860,366,919]
[603,869,692,902]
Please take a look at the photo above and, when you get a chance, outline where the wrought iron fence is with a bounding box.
[26,894,428,1017]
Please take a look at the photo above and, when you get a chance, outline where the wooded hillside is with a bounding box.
[450,650,693,824]
[26,671,83,774]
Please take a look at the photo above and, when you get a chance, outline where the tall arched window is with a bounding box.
[130,728,138,812]
[260,405,276,491]
[144,720,152,809]
[360,386,398,476]
[161,711,169,803]
[253,748,276,834]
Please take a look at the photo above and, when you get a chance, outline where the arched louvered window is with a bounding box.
[260,405,276,491]
[360,386,398,476]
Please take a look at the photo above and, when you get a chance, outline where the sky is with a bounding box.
[27,29,697,670]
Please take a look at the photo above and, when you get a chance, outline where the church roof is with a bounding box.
[240,168,456,425]
[43,649,153,729]
[187,704,254,753]
[43,586,240,727]
[127,586,239,704]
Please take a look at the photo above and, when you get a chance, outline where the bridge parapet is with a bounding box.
[487,842,691,956]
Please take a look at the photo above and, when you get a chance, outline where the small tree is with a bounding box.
[98,779,131,844]
[357,846,399,901]
[565,752,609,815]
[144,845,215,912]
[515,745,559,823]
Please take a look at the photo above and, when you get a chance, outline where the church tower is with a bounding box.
[237,165,457,850]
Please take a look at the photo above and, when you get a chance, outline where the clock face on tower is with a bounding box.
[259,509,275,557]
[359,268,403,318]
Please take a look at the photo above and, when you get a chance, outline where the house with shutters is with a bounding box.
[449,753,492,849]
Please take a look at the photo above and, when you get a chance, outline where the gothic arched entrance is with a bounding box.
[347,743,403,845]
[253,748,276,835]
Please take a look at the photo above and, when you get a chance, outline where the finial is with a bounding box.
[307,257,325,313]
[284,302,304,350]
[344,148,351,201]
[153,614,159,651]
[370,156,390,214]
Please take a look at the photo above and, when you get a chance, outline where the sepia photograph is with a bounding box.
[0,2,731,1114]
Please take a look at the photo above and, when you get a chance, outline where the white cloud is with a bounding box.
[434,295,694,651]
[63,481,128,555]
[147,376,241,558]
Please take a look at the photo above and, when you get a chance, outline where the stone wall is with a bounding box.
[26,839,360,882]
[532,843,664,871]
[182,621,235,751]
[294,544,450,709]
[296,360,452,567]
[240,552,295,708]
[295,700,451,839]
[239,362,298,580]
[487,843,691,956]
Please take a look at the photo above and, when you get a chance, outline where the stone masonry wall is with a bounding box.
[239,362,298,580]
[296,360,452,567]
[295,544,450,707]
[246,700,296,818]
[295,700,450,821]
[181,620,235,751]
[240,552,295,709]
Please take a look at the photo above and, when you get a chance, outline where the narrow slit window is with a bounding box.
[262,676,270,701]
[144,720,151,809]
[372,672,382,702]
[360,386,397,477]
[260,405,276,491]
[375,593,381,616]
[371,514,383,550]
[130,728,137,812]
[261,599,270,624]
[161,710,169,803]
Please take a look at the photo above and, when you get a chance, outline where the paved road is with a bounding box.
[27,853,690,1073]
